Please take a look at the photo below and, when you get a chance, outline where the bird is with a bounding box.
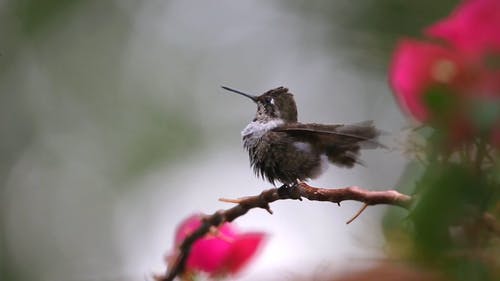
[222,85,383,188]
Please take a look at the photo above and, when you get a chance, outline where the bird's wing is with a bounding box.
[272,121,383,148]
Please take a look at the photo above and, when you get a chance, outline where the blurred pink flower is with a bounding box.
[426,0,500,56]
[170,214,266,278]
[389,0,500,139]
[389,39,465,122]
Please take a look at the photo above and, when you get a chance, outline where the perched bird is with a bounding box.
[222,86,382,187]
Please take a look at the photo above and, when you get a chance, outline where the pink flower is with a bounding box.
[389,0,500,143]
[389,39,466,122]
[426,0,500,56]
[169,214,266,278]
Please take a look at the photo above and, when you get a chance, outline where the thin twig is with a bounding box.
[157,182,412,281]
[346,203,369,224]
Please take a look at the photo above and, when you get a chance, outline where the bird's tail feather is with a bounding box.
[326,120,384,167]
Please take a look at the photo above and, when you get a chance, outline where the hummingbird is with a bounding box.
[222,86,382,187]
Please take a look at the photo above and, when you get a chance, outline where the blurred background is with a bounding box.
[0,0,458,280]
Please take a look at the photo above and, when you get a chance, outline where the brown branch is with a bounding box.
[157,182,413,281]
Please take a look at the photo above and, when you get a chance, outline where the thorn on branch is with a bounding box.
[263,204,273,215]
[346,203,369,224]
[257,193,273,214]
[219,198,241,204]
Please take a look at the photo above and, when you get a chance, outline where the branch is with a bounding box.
[156,182,412,281]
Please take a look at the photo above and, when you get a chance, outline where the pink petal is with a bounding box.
[389,39,463,121]
[185,221,239,273]
[174,214,203,245]
[223,232,267,275]
[218,222,239,238]
[426,0,500,56]
[173,215,243,274]
[170,215,267,276]
[187,236,233,273]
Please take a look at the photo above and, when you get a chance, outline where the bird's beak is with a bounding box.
[221,86,257,102]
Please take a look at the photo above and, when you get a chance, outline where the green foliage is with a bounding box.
[469,100,500,134]
[423,86,458,118]
[384,125,499,280]
[14,0,82,34]
[412,164,486,253]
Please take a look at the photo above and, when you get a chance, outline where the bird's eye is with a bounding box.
[264,97,274,105]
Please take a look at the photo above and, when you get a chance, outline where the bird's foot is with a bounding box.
[277,181,302,200]
[277,184,290,197]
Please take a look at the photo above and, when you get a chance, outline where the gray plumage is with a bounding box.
[224,86,382,186]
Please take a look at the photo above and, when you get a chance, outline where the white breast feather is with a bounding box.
[242,119,284,137]
[241,119,284,147]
